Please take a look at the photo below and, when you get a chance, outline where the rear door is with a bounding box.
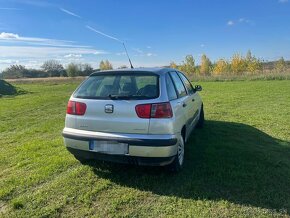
[177,72,199,125]
[168,72,190,130]
[71,73,159,134]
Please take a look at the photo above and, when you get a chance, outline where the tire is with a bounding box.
[196,104,204,128]
[168,134,185,172]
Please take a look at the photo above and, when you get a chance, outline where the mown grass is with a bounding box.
[0,79,289,217]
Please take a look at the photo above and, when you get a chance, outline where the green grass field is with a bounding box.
[0,79,290,217]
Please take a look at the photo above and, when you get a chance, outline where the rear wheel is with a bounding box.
[196,104,204,128]
[168,134,184,172]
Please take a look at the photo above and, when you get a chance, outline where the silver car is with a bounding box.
[62,68,204,171]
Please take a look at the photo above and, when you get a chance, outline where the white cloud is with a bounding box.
[238,18,253,24]
[278,0,288,3]
[64,54,82,58]
[132,48,157,57]
[0,32,100,48]
[116,52,126,56]
[227,18,254,26]
[146,46,152,49]
[146,53,157,57]
[0,59,19,64]
[227,20,234,26]
[133,48,143,54]
[200,44,205,48]
[0,32,111,71]
[0,32,80,47]
[60,8,81,19]
[0,32,19,39]
[94,51,108,55]
[0,46,107,58]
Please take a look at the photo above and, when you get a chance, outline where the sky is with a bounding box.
[0,0,290,71]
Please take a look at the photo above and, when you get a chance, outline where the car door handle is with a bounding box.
[192,98,195,102]
[182,103,187,107]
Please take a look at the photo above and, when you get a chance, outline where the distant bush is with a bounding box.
[41,60,65,77]
[0,80,18,95]
[2,65,49,79]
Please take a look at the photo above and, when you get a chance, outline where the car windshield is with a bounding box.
[74,73,159,100]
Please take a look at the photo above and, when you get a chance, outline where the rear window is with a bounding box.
[74,73,159,100]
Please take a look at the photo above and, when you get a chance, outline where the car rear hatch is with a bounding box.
[66,71,159,134]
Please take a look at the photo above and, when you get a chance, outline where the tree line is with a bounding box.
[0,51,289,79]
[170,50,289,77]
[0,59,114,79]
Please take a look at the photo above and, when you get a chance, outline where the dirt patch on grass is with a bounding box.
[0,201,8,214]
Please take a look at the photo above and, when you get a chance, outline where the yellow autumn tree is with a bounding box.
[245,50,262,74]
[213,59,229,75]
[170,61,178,69]
[231,54,247,75]
[200,54,211,75]
[275,57,286,72]
[99,60,113,70]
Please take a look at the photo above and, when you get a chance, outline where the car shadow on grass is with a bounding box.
[0,80,28,97]
[87,120,290,214]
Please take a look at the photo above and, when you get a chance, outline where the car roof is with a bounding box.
[90,67,177,76]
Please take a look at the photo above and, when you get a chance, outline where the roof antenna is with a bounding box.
[122,42,134,69]
[85,25,134,69]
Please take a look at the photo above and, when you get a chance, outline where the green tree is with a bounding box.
[179,55,195,76]
[66,63,80,77]
[80,63,94,76]
[41,60,64,77]
[99,60,113,70]
[200,54,211,75]
[246,50,253,62]
[2,65,28,79]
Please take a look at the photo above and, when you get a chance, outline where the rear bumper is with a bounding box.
[66,147,175,166]
[62,127,177,146]
[62,128,178,166]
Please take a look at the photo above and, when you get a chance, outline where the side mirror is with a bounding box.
[195,85,202,92]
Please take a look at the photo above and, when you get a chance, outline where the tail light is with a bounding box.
[135,104,151,118]
[66,100,87,115]
[135,102,172,119]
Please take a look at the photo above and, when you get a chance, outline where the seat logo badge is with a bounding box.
[105,104,114,113]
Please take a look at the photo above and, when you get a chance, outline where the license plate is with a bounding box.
[89,140,128,155]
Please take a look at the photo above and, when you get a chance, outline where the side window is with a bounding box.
[178,72,195,95]
[166,74,177,100]
[169,72,187,98]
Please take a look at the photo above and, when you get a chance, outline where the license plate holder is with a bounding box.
[89,140,128,155]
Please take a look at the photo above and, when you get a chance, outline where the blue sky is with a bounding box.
[0,0,290,71]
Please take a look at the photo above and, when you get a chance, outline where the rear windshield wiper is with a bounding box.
[108,94,152,100]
